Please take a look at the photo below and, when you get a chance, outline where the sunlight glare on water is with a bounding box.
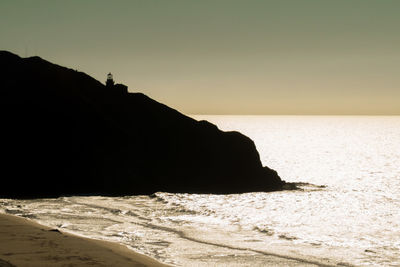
[1,116,400,266]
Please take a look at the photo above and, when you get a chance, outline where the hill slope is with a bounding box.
[0,51,285,198]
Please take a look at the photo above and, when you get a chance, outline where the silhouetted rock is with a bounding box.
[0,50,285,198]
[114,83,128,94]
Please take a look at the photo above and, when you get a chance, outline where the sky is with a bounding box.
[1,0,400,115]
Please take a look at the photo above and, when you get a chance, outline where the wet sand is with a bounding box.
[0,213,170,267]
[0,213,341,266]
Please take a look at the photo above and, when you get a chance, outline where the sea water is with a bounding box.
[1,116,399,266]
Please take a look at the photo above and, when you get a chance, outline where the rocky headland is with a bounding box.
[0,51,286,198]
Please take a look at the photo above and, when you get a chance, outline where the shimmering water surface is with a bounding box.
[1,116,400,266]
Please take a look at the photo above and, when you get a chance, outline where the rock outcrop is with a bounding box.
[0,51,285,198]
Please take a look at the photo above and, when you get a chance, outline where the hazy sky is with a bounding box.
[1,0,400,114]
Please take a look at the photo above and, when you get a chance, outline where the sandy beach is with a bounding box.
[0,213,170,267]
[0,212,340,267]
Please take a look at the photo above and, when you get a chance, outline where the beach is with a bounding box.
[0,211,330,267]
[0,213,169,267]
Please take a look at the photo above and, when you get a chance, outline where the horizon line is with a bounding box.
[189,114,400,116]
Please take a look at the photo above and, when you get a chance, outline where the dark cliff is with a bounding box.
[0,51,285,198]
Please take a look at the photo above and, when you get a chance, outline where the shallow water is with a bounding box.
[1,116,400,266]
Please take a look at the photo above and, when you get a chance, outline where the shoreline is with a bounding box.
[0,212,346,267]
[0,213,171,267]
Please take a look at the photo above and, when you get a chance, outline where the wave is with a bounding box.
[133,220,351,267]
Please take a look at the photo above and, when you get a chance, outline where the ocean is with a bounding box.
[1,116,399,266]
